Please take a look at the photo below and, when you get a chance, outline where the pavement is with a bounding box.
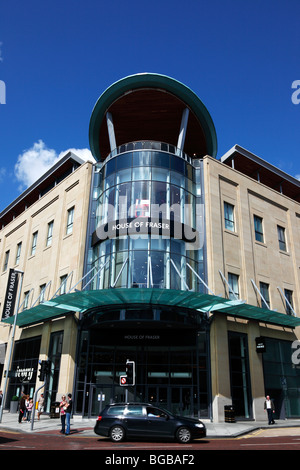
[1,410,300,438]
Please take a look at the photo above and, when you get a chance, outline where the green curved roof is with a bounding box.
[89,73,218,161]
[4,288,300,329]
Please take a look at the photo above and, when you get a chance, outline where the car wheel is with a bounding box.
[176,426,192,444]
[110,425,125,442]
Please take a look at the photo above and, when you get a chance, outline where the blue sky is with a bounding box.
[0,0,299,212]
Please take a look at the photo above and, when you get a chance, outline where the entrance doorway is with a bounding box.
[75,326,209,418]
[228,332,252,419]
[85,384,112,417]
[146,386,193,416]
[85,384,195,418]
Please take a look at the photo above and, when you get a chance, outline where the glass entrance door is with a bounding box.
[147,386,168,409]
[76,325,210,418]
[228,332,252,419]
[171,387,193,416]
[146,386,193,416]
[86,384,112,418]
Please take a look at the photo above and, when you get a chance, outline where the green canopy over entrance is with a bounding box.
[2,288,300,329]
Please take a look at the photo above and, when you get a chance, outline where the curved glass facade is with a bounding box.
[77,141,209,418]
[90,142,204,292]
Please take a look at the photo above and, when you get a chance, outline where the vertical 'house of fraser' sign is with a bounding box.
[1,269,19,320]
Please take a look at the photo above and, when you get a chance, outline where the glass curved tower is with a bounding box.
[88,73,217,294]
[77,73,218,417]
[92,142,199,291]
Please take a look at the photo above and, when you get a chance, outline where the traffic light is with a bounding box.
[125,360,135,386]
[120,376,127,386]
[38,360,51,381]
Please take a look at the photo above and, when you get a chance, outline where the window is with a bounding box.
[259,282,270,308]
[31,231,38,256]
[15,242,22,265]
[23,291,30,310]
[224,202,235,232]
[3,250,9,271]
[46,221,54,247]
[146,407,168,418]
[228,273,239,299]
[107,406,126,416]
[284,289,294,315]
[228,332,252,419]
[126,405,143,416]
[277,225,287,251]
[60,275,68,295]
[254,215,264,242]
[39,284,46,304]
[66,207,74,235]
[46,331,64,413]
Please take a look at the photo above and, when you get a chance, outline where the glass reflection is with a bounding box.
[92,241,198,292]
[130,251,148,287]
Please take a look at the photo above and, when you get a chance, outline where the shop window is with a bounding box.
[262,338,300,419]
[45,331,64,413]
[8,336,41,402]
[228,332,252,419]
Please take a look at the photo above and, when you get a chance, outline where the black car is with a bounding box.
[94,403,206,443]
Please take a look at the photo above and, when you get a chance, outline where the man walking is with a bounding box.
[264,395,275,424]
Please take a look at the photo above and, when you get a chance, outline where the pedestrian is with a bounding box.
[264,395,275,425]
[23,394,29,421]
[18,392,26,423]
[26,398,34,422]
[65,393,73,435]
[37,393,44,420]
[0,390,3,406]
[59,395,68,434]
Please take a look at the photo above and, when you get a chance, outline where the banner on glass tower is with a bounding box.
[93,216,200,248]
